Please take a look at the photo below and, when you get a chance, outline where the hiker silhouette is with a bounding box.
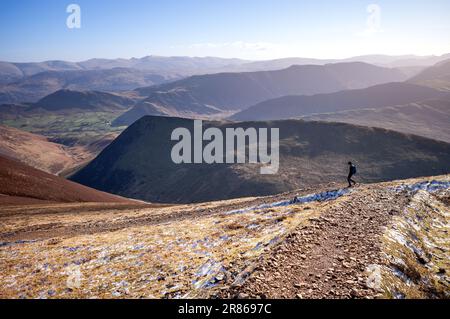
[347,162,357,187]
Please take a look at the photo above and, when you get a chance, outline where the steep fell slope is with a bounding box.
[71,116,450,203]
[0,155,132,205]
[0,125,82,174]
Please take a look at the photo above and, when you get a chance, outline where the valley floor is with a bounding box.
[0,176,448,299]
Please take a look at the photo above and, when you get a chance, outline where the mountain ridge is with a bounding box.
[230,82,443,121]
[31,89,135,112]
[113,62,407,126]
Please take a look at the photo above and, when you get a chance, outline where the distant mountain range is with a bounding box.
[193,53,450,73]
[0,56,249,81]
[0,68,178,104]
[343,54,450,68]
[1,53,449,104]
[229,60,450,143]
[5,53,447,82]
[2,55,450,153]
[113,62,407,126]
[71,116,450,203]
[0,56,251,104]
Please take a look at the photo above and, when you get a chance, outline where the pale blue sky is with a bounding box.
[1,0,449,62]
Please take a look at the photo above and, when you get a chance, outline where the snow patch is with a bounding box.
[392,180,450,194]
[365,264,382,290]
[224,188,350,216]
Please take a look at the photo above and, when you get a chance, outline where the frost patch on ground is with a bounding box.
[379,186,449,298]
[392,180,450,194]
[0,195,326,298]
[225,188,350,216]
[365,264,382,291]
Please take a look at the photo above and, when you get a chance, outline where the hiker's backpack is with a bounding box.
[351,165,357,175]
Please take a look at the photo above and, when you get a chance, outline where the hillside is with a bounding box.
[0,103,29,120]
[300,97,450,143]
[1,175,448,298]
[0,88,133,150]
[0,62,24,84]
[0,124,116,176]
[71,116,450,203]
[0,96,127,157]
[409,59,450,91]
[0,125,86,175]
[0,60,82,84]
[231,82,443,121]
[0,68,171,104]
[0,154,132,205]
[114,62,406,125]
[32,89,135,112]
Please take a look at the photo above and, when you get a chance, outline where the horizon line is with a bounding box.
[3,52,450,64]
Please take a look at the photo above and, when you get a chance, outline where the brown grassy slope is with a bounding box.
[0,125,81,174]
[0,154,132,204]
[0,125,118,176]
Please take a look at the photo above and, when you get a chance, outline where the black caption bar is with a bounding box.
[0,299,445,318]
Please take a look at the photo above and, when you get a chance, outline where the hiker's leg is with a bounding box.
[347,175,352,187]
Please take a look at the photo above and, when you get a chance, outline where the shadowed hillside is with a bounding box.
[300,97,450,143]
[409,59,450,91]
[230,82,443,121]
[32,89,135,112]
[71,116,450,203]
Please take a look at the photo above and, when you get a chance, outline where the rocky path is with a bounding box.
[1,176,448,299]
[221,184,410,299]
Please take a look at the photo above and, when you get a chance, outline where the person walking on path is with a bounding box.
[347,162,357,187]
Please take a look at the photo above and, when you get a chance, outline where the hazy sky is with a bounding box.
[1,0,449,62]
